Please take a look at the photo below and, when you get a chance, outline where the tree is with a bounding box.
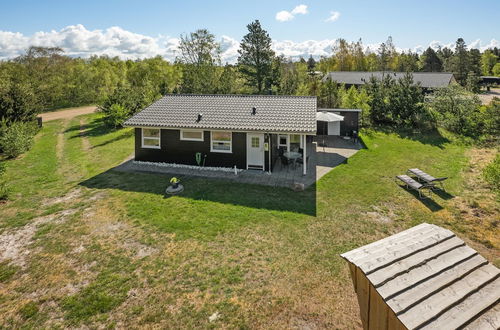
[481,50,498,75]
[450,38,469,84]
[387,73,427,127]
[333,39,352,71]
[352,39,367,71]
[493,63,500,77]
[421,47,443,72]
[318,80,340,108]
[426,84,482,136]
[438,47,454,72]
[178,29,221,93]
[378,36,396,71]
[468,48,482,75]
[237,20,275,94]
[0,81,39,123]
[465,71,480,93]
[307,55,316,74]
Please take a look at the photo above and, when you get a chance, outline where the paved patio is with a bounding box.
[115,136,362,189]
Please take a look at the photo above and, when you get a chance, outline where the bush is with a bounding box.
[102,103,129,128]
[483,154,500,191]
[99,84,160,128]
[0,162,7,201]
[0,121,38,158]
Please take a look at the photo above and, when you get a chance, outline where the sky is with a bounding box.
[0,0,499,62]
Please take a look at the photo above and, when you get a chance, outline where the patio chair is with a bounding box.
[280,155,290,172]
[407,168,447,190]
[396,175,432,199]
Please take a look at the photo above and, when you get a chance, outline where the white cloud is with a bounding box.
[0,25,497,64]
[325,11,340,22]
[276,11,295,22]
[276,4,308,22]
[291,4,308,15]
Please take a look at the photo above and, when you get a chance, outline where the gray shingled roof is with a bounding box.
[341,223,500,330]
[124,94,317,133]
[323,71,455,88]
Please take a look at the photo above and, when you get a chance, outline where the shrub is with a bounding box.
[483,154,500,192]
[102,103,129,128]
[0,162,7,200]
[99,84,160,128]
[0,121,38,158]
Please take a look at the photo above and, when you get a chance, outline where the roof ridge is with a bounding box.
[328,71,454,75]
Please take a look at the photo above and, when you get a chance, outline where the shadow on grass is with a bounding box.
[65,116,121,138]
[396,185,444,212]
[432,188,455,200]
[79,169,317,216]
[369,126,451,149]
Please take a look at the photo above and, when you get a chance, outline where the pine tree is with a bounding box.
[237,20,275,94]
[307,55,316,74]
[451,38,469,84]
[421,47,443,72]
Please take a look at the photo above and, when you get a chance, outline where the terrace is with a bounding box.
[116,135,362,188]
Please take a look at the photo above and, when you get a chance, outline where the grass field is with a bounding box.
[0,113,498,328]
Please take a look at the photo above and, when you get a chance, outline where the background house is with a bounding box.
[323,71,456,92]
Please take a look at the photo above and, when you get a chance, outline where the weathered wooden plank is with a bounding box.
[369,237,468,289]
[388,309,408,330]
[421,275,500,329]
[356,267,371,329]
[398,264,499,329]
[342,224,443,265]
[384,254,487,314]
[369,285,388,330]
[348,262,357,291]
[462,302,500,330]
[341,223,435,261]
[356,229,456,275]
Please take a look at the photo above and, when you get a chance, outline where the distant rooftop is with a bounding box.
[323,71,456,88]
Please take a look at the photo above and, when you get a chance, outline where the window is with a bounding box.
[278,134,288,151]
[211,131,232,153]
[251,137,260,148]
[142,128,160,149]
[180,130,204,141]
[290,134,302,151]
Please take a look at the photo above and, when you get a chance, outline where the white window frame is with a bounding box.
[210,131,232,153]
[278,134,288,150]
[141,128,161,149]
[180,129,204,142]
[278,134,303,151]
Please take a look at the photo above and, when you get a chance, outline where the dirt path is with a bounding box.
[40,106,97,122]
[478,88,500,105]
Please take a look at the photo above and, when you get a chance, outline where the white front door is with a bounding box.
[328,121,340,135]
[247,133,265,170]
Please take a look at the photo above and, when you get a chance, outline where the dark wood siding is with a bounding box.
[337,111,360,136]
[316,111,360,136]
[135,128,247,169]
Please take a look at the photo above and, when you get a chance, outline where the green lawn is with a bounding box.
[0,113,498,328]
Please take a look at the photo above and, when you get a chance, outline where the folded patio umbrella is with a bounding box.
[316,111,344,122]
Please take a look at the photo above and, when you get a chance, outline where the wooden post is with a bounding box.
[303,134,307,175]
